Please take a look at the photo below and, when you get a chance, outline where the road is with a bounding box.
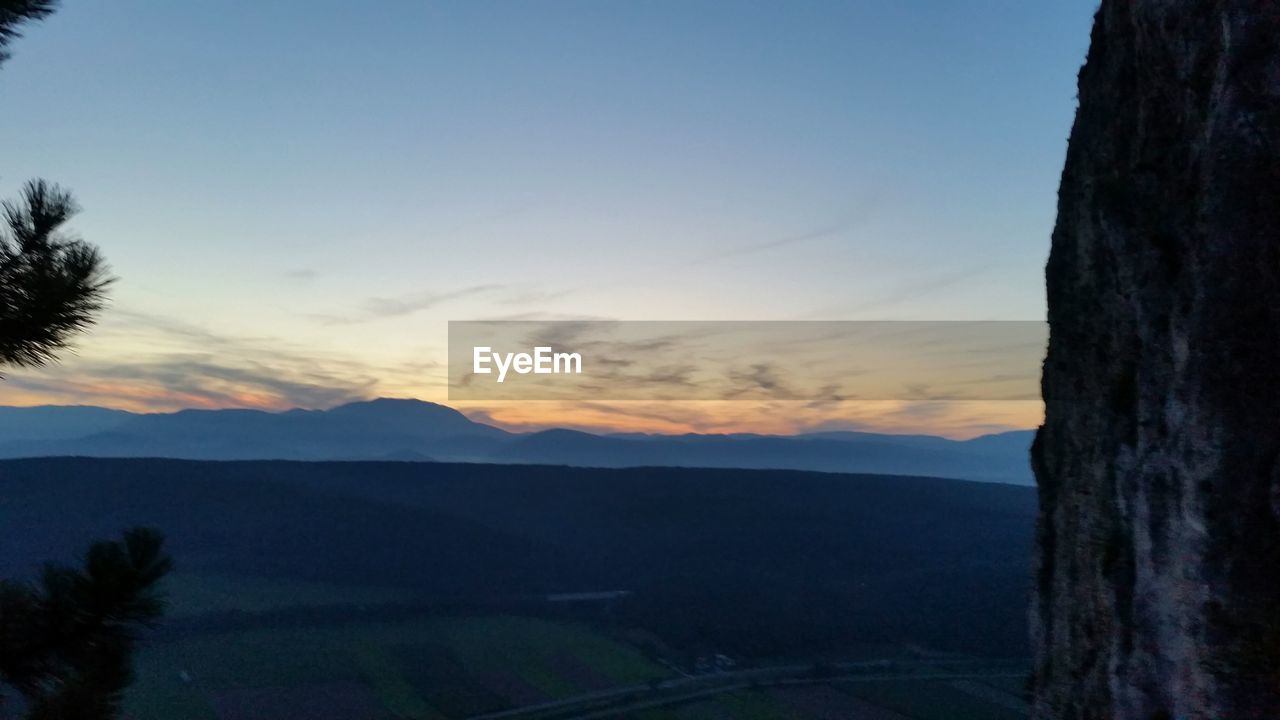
[467,660,1027,720]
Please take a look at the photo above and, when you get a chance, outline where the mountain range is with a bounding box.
[0,398,1034,484]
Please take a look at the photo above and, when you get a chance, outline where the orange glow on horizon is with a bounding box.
[0,382,1041,438]
[454,400,1042,439]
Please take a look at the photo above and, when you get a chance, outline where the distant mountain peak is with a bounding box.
[324,398,506,438]
[351,397,434,406]
[338,397,474,412]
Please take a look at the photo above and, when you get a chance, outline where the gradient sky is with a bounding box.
[0,1,1096,436]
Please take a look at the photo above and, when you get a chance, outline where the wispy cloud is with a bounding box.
[692,199,878,265]
[4,307,395,411]
[6,355,376,410]
[807,265,992,318]
[448,320,1041,402]
[457,398,1042,439]
[311,284,507,325]
[363,284,505,318]
[694,221,854,265]
[311,282,590,326]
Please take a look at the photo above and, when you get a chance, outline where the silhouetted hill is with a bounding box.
[0,400,1034,483]
[0,405,131,441]
[0,398,506,462]
[502,431,1034,483]
[0,457,1036,659]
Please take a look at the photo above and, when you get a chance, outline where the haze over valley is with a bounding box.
[0,398,1035,484]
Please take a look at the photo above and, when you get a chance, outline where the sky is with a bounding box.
[0,1,1097,436]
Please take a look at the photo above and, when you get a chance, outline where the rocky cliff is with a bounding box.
[1033,2,1280,718]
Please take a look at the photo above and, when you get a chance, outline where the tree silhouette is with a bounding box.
[1,180,112,369]
[0,3,172,718]
[0,531,173,719]
[0,1,56,69]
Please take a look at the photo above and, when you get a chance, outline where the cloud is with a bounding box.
[456,398,1042,439]
[6,350,380,411]
[4,306,395,411]
[724,362,798,400]
[312,283,586,326]
[803,383,849,410]
[362,284,505,319]
[307,284,507,325]
[808,265,992,317]
[492,287,578,306]
[693,219,857,265]
[110,309,248,348]
[692,199,878,265]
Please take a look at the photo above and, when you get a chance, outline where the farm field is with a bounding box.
[2,460,1037,720]
[117,574,1032,719]
[124,616,667,720]
[162,572,415,617]
[599,675,1030,720]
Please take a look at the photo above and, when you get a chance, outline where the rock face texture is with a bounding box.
[1033,2,1280,719]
